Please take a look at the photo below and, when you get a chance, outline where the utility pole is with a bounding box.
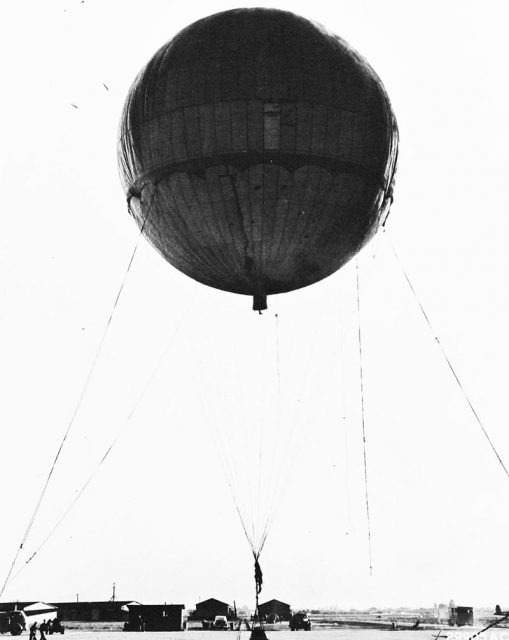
[112,583,116,602]
[76,594,79,603]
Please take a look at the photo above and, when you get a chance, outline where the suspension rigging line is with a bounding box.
[246,300,331,565]
[386,232,509,481]
[356,260,373,576]
[274,313,281,394]
[0,193,155,599]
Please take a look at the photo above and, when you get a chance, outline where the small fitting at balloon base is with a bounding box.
[253,294,267,312]
[250,627,268,640]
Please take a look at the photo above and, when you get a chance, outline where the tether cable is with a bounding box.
[7,288,193,587]
[356,261,373,576]
[386,232,509,481]
[0,191,155,599]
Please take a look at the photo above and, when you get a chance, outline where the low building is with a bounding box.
[258,599,291,622]
[193,598,234,621]
[449,606,474,627]
[124,604,185,631]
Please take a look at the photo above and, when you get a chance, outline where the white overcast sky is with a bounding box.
[1,0,508,612]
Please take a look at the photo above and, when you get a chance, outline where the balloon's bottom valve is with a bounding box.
[253,294,268,312]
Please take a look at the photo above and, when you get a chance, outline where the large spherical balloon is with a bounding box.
[118,8,398,310]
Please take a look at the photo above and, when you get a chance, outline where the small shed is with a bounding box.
[258,600,291,622]
[125,604,185,631]
[194,599,234,621]
[449,606,474,626]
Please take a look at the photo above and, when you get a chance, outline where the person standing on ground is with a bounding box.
[29,622,38,640]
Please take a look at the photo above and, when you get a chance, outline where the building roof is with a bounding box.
[128,604,185,610]
[0,602,58,615]
[51,601,133,607]
[196,598,231,607]
[24,603,58,614]
[259,599,290,607]
[0,603,36,612]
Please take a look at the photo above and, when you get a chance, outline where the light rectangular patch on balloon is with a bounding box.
[263,103,281,151]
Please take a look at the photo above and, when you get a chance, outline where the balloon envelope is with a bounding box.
[118,8,398,309]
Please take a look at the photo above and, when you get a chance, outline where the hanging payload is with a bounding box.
[118,8,398,309]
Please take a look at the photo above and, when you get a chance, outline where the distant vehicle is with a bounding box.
[0,611,26,636]
[0,605,61,636]
[289,613,311,631]
[49,619,65,635]
[213,616,229,630]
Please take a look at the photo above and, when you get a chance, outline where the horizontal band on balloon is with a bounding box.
[124,151,390,202]
[119,101,392,188]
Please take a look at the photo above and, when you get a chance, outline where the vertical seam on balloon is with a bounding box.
[211,99,248,283]
[263,24,282,293]
[309,107,337,240]
[158,177,198,275]
[183,169,237,283]
[315,173,349,265]
[195,104,239,285]
[258,24,275,299]
[278,105,315,281]
[300,165,329,257]
[270,164,292,284]
[150,51,167,166]
[265,161,284,288]
[259,104,266,299]
[299,106,342,263]
[245,101,256,293]
[211,98,241,276]
[166,174,219,281]
[226,99,253,286]
[269,56,295,274]
[225,166,254,291]
[294,108,330,257]
[218,167,249,281]
[183,119,221,286]
[182,104,230,285]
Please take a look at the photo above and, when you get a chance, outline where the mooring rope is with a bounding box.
[356,261,373,575]
[0,191,155,599]
[386,233,509,481]
[6,289,193,588]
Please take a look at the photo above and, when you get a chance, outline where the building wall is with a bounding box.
[127,605,184,631]
[455,607,474,626]
[195,600,231,620]
[52,602,130,622]
[259,600,291,622]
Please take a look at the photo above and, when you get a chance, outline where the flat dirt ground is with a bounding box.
[49,629,507,640]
